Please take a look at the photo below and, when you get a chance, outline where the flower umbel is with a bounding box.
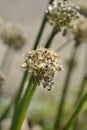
[22,47,62,91]
[45,0,80,31]
[0,23,26,49]
[72,15,87,43]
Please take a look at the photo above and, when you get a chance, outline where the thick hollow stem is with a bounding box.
[10,77,37,130]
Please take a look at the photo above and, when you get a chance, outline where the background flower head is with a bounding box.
[71,15,87,43]
[0,23,26,49]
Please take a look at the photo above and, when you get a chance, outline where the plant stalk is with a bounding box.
[14,0,54,106]
[33,0,54,50]
[1,0,52,122]
[54,43,79,130]
[45,28,58,48]
[72,44,87,130]
[62,93,87,130]
[0,0,54,124]
[10,76,37,130]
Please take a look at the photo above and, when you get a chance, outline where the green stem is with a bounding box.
[33,0,54,50]
[14,0,53,105]
[72,45,87,130]
[62,93,87,130]
[0,71,28,121]
[75,45,87,104]
[10,76,37,130]
[75,77,87,105]
[15,71,28,107]
[12,0,53,119]
[45,28,57,48]
[10,26,58,130]
[33,16,46,50]
[54,44,78,130]
[70,77,87,130]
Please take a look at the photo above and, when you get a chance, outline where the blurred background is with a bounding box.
[0,0,87,130]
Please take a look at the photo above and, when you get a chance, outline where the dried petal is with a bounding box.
[22,47,62,90]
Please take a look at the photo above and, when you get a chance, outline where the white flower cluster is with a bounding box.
[45,0,80,31]
[22,47,62,91]
[0,23,26,49]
